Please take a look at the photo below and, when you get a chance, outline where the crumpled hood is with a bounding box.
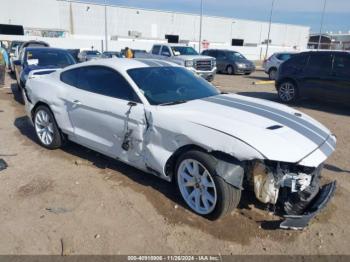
[157,94,336,164]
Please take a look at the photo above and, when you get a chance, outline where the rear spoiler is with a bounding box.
[28,68,61,79]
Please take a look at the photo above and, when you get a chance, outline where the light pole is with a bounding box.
[317,0,327,50]
[265,0,275,59]
[198,0,203,53]
[230,21,236,45]
[104,0,108,52]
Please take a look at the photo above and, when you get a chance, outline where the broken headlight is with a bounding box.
[251,161,321,210]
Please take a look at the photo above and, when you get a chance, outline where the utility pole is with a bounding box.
[104,0,108,52]
[265,0,275,59]
[317,0,327,50]
[198,0,203,53]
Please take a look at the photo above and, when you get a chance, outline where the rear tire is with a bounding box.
[33,105,63,149]
[175,150,241,220]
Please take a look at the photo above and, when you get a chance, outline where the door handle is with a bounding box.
[72,100,82,105]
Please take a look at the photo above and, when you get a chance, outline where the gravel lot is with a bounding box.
[0,70,349,255]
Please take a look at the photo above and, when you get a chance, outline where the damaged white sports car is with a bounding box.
[23,58,336,229]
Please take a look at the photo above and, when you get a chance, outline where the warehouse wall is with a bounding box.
[0,0,310,59]
[0,0,61,30]
[62,1,309,48]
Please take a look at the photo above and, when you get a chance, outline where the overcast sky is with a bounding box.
[89,0,350,33]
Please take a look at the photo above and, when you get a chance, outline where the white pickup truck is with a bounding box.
[144,44,217,81]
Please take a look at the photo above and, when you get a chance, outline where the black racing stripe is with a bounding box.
[319,139,335,156]
[327,135,336,149]
[219,95,330,140]
[135,59,159,67]
[203,96,334,156]
[217,95,336,157]
[153,60,172,66]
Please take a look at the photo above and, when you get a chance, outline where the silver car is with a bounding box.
[263,52,297,80]
[77,50,101,62]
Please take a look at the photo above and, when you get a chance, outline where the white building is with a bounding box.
[0,0,310,60]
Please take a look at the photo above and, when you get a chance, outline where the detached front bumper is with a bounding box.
[280,181,336,230]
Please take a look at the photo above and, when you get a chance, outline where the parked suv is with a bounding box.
[276,51,350,104]
[149,44,216,81]
[263,52,296,80]
[202,49,255,75]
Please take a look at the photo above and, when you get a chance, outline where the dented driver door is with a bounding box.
[63,66,147,167]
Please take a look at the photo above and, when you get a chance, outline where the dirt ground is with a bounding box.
[0,70,349,255]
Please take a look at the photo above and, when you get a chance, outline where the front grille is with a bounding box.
[195,60,213,71]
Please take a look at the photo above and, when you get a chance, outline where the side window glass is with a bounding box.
[333,54,350,77]
[161,46,171,56]
[77,66,140,102]
[306,54,332,74]
[152,45,161,55]
[288,54,308,69]
[217,52,226,59]
[277,54,291,61]
[60,68,81,86]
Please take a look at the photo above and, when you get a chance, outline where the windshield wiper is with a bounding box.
[159,100,188,106]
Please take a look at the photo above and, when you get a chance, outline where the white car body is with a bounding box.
[263,52,297,79]
[23,58,336,227]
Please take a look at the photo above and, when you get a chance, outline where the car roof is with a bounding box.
[21,40,49,48]
[24,47,69,52]
[62,58,180,72]
[204,49,239,53]
[300,50,350,55]
[273,52,297,55]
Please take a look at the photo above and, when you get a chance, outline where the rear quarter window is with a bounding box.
[60,68,81,86]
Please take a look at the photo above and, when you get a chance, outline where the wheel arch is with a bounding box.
[31,101,65,135]
[277,77,299,90]
[31,101,52,121]
[164,144,245,190]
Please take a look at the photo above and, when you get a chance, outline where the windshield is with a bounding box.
[278,53,295,61]
[25,50,76,67]
[171,46,198,56]
[128,67,220,105]
[227,51,246,60]
[86,51,101,56]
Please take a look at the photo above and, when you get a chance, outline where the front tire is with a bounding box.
[278,81,298,103]
[175,150,241,220]
[33,106,63,149]
[226,65,235,75]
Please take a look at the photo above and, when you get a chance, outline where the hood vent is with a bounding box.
[267,125,284,130]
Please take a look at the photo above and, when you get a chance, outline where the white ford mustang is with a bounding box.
[23,58,337,229]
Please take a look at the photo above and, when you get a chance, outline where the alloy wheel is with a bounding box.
[177,159,217,214]
[35,109,55,146]
[279,82,296,102]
